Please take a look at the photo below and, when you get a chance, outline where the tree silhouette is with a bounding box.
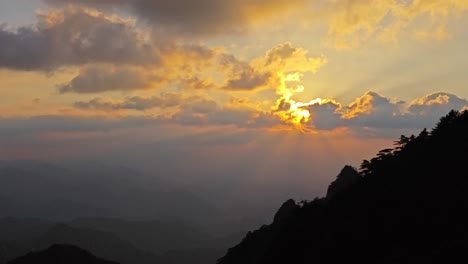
[218,110,468,264]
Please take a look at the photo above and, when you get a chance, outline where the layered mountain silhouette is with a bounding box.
[36,224,158,264]
[7,244,118,264]
[0,161,245,264]
[67,217,211,254]
[218,110,468,264]
[0,218,240,264]
[0,162,218,223]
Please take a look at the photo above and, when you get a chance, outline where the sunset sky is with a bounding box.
[1,0,468,201]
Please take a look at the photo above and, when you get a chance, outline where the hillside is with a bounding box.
[218,110,468,264]
[7,244,119,264]
[36,224,158,264]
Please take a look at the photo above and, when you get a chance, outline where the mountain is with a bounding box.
[0,218,242,264]
[0,162,219,223]
[35,224,158,264]
[218,110,468,264]
[0,218,53,242]
[7,244,118,264]
[66,217,212,254]
[0,218,54,263]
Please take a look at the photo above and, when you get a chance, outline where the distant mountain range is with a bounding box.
[0,161,218,223]
[0,161,247,264]
[218,110,468,264]
[0,216,244,264]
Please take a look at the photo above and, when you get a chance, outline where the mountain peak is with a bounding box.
[273,199,299,224]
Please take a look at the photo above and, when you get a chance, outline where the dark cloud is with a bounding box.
[42,0,306,36]
[224,70,273,91]
[0,15,321,94]
[220,54,273,91]
[0,8,157,70]
[307,100,342,130]
[264,42,297,66]
[59,66,159,93]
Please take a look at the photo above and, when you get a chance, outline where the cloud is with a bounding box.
[339,91,411,129]
[180,77,217,90]
[219,54,272,91]
[307,100,343,130]
[59,65,160,93]
[59,42,323,93]
[266,86,468,133]
[0,8,157,70]
[260,42,326,74]
[302,91,468,131]
[265,42,298,67]
[41,0,468,42]
[42,0,306,36]
[408,92,468,117]
[221,43,326,91]
[73,93,272,128]
[224,70,273,91]
[342,91,404,119]
[170,97,275,127]
[74,93,192,111]
[321,0,468,49]
[0,7,324,95]
[1,91,467,144]
[0,7,219,74]
[73,92,284,129]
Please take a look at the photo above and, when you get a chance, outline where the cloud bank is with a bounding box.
[65,91,468,132]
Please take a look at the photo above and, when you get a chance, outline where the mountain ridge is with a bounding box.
[218,110,468,264]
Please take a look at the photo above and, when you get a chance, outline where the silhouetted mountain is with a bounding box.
[0,218,54,263]
[0,242,28,264]
[7,244,118,264]
[325,165,361,200]
[272,199,299,225]
[35,224,158,264]
[218,110,468,264]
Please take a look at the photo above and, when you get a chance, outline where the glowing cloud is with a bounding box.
[272,72,331,133]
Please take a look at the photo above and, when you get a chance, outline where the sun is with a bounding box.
[276,97,330,134]
[273,72,332,132]
[287,101,312,125]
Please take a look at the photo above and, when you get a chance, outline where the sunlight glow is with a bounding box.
[273,72,330,132]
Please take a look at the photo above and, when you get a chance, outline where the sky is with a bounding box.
[1,0,468,203]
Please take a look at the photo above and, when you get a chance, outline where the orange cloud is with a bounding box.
[341,91,402,119]
[220,42,326,91]
[319,0,468,48]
